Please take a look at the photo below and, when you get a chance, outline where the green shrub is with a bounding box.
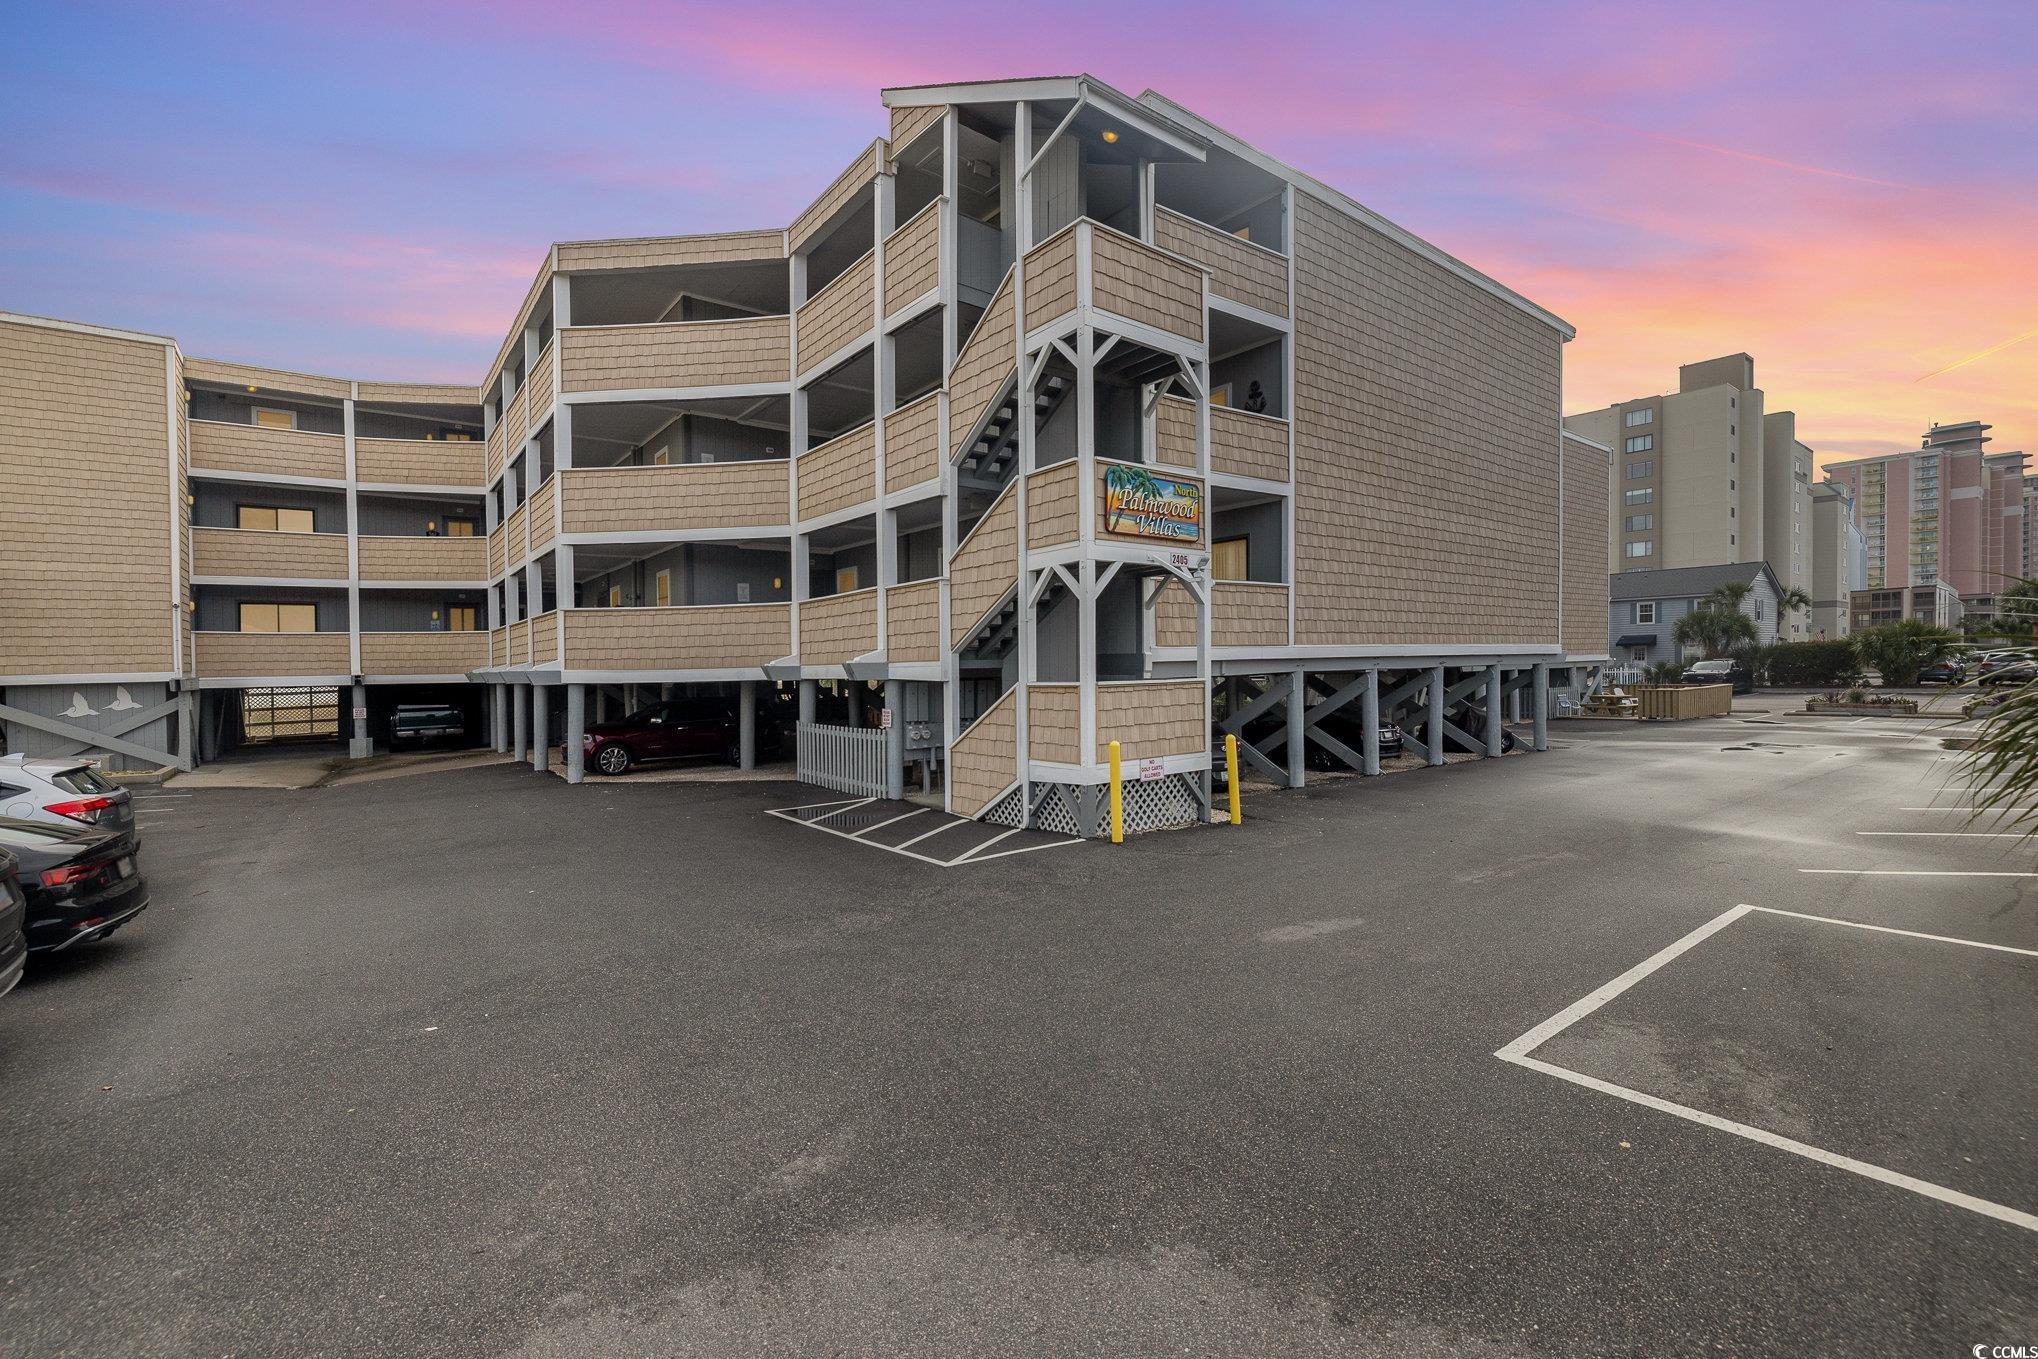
[1756,640,1865,687]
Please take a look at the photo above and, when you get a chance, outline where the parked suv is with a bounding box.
[583,698,782,775]
[1679,658,1754,694]
[0,755,138,844]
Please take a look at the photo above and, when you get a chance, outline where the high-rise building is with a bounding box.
[1809,479,1866,639]
[1824,421,2027,615]
[0,75,1607,832]
[1564,353,1814,638]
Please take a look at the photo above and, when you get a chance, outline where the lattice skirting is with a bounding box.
[981,785,1026,827]
[1016,775,1205,838]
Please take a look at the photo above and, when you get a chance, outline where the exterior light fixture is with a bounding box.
[246,385,258,393]
[1101,129,1120,144]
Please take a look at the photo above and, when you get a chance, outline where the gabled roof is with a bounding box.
[1609,561,1781,603]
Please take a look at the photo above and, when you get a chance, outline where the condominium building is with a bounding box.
[0,75,1606,835]
[1825,421,2027,615]
[1565,353,1815,639]
[1809,479,1866,640]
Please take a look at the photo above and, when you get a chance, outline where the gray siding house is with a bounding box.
[1608,562,1784,664]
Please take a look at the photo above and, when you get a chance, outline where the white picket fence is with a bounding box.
[797,720,887,797]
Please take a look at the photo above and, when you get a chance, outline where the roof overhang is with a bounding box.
[884,75,1208,165]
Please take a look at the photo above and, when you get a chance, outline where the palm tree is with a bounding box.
[1673,605,1758,658]
[1705,581,1755,611]
[1850,618,1960,687]
[1779,586,1812,615]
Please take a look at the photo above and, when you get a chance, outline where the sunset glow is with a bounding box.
[6,0,2032,466]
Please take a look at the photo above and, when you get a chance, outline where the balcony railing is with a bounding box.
[1153,207,1289,318]
[797,423,878,523]
[949,481,1019,647]
[359,630,487,677]
[355,436,485,488]
[798,587,878,664]
[884,579,942,663]
[558,317,791,394]
[882,201,941,314]
[1094,680,1207,766]
[191,527,348,580]
[883,392,940,492]
[1089,222,1205,345]
[356,535,489,583]
[190,420,345,481]
[1154,580,1290,648]
[529,478,556,551]
[559,460,790,536]
[561,603,792,671]
[796,252,875,372]
[1025,463,1080,550]
[194,630,350,678]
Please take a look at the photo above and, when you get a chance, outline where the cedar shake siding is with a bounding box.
[0,319,177,677]
[1291,190,1564,648]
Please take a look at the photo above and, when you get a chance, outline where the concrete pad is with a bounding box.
[167,755,336,790]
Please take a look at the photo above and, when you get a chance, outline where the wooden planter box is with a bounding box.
[1804,700,1920,716]
[1634,684,1733,720]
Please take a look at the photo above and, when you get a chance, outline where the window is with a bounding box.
[445,605,478,631]
[1754,599,1764,620]
[237,505,315,533]
[252,407,297,430]
[608,585,622,608]
[1624,488,1653,506]
[1212,537,1248,582]
[655,569,672,607]
[1624,409,1653,427]
[1625,434,1654,453]
[443,518,477,537]
[1624,541,1652,559]
[1208,384,1231,408]
[1635,602,1657,624]
[239,602,317,633]
[835,566,861,594]
[1625,460,1655,480]
[651,446,670,466]
[1624,514,1653,532]
[1629,646,1649,661]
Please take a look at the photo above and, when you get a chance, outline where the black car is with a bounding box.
[0,849,26,999]
[1915,659,1965,685]
[0,817,149,954]
[1680,658,1754,694]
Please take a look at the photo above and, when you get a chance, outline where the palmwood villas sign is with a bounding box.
[1103,465,1201,543]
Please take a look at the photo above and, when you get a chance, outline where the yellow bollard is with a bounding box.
[1225,733,1242,825]
[1108,740,1124,844]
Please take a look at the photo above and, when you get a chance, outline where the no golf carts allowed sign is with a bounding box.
[1103,465,1201,542]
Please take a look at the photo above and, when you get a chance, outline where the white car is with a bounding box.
[0,754,139,843]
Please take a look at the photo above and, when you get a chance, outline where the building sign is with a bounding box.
[1103,465,1201,543]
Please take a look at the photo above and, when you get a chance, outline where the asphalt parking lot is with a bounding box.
[2,708,2033,1357]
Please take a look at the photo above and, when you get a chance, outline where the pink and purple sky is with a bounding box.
[6,1,2033,468]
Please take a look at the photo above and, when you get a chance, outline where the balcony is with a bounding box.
[559,460,790,536]
[190,420,345,481]
[359,630,488,677]
[1152,207,1288,318]
[883,392,940,493]
[529,478,556,552]
[1025,463,1080,550]
[1028,680,1207,767]
[561,603,792,671]
[486,420,506,485]
[1022,226,1079,332]
[195,631,350,679]
[507,618,529,665]
[355,437,485,488]
[559,317,791,395]
[1155,580,1289,648]
[882,202,941,315]
[798,587,878,664]
[357,535,489,584]
[530,610,559,666]
[488,523,506,579]
[191,528,347,581]
[1152,397,1291,481]
[527,337,556,429]
[503,502,528,568]
[797,423,877,522]
[884,579,941,663]
[795,252,875,373]
[1089,223,1205,345]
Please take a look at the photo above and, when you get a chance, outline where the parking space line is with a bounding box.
[957,827,1024,861]
[963,837,1095,863]
[1498,903,2038,1236]
[1746,906,2038,958]
[1899,806,2038,813]
[1800,868,2038,877]
[810,798,877,823]
[895,819,969,849]
[853,808,928,837]
[1856,830,2025,838]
